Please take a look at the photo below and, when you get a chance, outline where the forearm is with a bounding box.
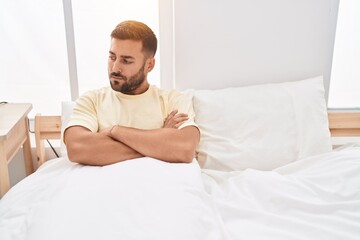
[110,125,199,163]
[64,126,143,166]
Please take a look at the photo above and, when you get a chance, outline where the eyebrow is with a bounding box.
[109,51,135,60]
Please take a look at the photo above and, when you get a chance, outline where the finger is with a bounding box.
[163,110,179,125]
[168,109,178,118]
[173,116,189,123]
[163,111,189,128]
[168,116,188,129]
[174,121,186,129]
[164,110,177,121]
[173,113,188,119]
[163,117,176,127]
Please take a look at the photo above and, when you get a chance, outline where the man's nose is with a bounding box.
[112,59,122,72]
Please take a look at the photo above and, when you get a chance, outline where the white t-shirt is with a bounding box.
[65,85,197,133]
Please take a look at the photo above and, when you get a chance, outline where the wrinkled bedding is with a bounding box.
[0,158,229,240]
[1,146,360,240]
[202,146,360,239]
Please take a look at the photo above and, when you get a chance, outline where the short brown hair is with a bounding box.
[111,20,157,57]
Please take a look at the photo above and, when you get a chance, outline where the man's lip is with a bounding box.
[111,77,124,81]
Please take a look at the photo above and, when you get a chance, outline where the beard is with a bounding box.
[109,63,146,94]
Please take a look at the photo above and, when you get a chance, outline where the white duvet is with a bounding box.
[1,146,360,240]
[0,158,229,240]
[202,145,360,239]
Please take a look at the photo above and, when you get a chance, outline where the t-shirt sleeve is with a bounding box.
[65,91,99,133]
[169,91,198,130]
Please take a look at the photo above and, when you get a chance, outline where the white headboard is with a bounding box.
[159,0,339,101]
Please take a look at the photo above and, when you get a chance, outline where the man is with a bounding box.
[64,20,200,166]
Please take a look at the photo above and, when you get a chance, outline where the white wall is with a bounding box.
[160,0,339,102]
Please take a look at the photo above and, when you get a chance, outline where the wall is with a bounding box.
[159,0,339,102]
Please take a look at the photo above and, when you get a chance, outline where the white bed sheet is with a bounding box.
[202,145,360,240]
[0,157,229,240]
[1,146,360,240]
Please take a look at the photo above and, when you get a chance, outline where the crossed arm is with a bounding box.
[64,111,199,166]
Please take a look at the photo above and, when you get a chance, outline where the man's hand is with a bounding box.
[163,110,189,129]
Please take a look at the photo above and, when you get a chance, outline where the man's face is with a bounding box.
[108,38,154,95]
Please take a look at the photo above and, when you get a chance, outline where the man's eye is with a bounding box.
[122,59,133,64]
[109,56,116,61]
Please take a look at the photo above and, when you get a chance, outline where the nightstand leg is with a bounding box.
[0,141,10,198]
[23,117,34,175]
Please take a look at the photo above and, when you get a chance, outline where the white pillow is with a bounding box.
[193,76,332,171]
[60,101,75,157]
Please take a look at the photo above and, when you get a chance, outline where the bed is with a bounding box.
[0,76,360,240]
[2,1,360,239]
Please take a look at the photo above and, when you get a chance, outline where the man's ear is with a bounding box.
[146,57,155,72]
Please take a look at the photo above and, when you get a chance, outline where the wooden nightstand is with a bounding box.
[0,103,34,197]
